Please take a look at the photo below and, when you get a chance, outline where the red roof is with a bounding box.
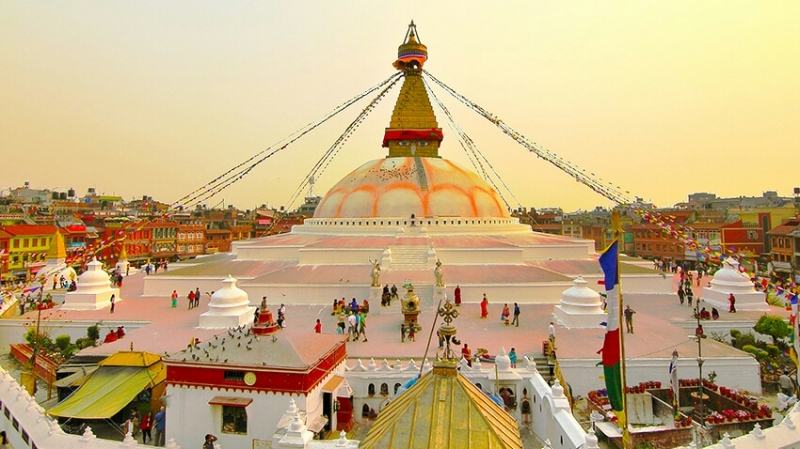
[0,230,12,240]
[2,225,57,236]
[769,224,800,236]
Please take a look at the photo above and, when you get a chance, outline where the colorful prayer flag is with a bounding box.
[598,241,625,423]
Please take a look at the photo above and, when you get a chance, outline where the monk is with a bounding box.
[462,343,472,367]
[480,294,489,319]
[454,285,462,306]
[728,293,736,313]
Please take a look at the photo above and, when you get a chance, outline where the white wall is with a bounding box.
[559,356,762,397]
[0,320,149,355]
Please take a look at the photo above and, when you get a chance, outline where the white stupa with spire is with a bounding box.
[553,276,606,328]
[62,257,120,310]
[701,258,767,311]
[198,275,256,329]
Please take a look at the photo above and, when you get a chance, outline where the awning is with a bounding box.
[307,415,328,433]
[208,397,252,407]
[54,366,98,388]
[48,366,159,419]
[321,375,352,397]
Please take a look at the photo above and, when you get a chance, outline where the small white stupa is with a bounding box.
[553,276,606,328]
[62,257,120,310]
[701,258,767,311]
[198,275,255,329]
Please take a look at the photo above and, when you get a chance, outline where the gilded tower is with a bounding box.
[383,21,443,158]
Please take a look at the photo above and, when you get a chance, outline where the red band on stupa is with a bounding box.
[382,128,444,147]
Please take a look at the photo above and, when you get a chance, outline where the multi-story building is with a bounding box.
[148,220,178,260]
[177,223,206,259]
[98,219,153,264]
[205,229,232,253]
[768,217,800,275]
[0,230,11,281]
[719,220,764,257]
[2,225,56,278]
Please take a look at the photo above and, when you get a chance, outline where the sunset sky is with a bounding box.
[1,1,798,212]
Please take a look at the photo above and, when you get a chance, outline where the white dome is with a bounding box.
[559,277,604,313]
[495,347,511,372]
[76,258,112,291]
[710,259,752,287]
[314,157,508,219]
[208,275,250,310]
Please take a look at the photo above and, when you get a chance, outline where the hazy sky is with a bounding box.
[1,1,798,211]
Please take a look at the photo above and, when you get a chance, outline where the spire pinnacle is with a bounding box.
[384,21,443,157]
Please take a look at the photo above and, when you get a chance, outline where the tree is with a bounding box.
[753,315,792,346]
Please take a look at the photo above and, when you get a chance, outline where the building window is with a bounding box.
[368,383,376,397]
[223,370,245,382]
[394,383,402,395]
[380,383,389,396]
[221,406,247,434]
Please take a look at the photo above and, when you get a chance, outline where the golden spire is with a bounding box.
[48,228,67,260]
[383,21,443,158]
[118,237,128,261]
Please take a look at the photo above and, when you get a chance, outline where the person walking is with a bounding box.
[358,311,368,342]
[454,285,462,306]
[686,286,694,307]
[509,347,517,368]
[336,313,345,334]
[140,412,152,445]
[624,305,636,333]
[511,302,521,327]
[480,294,489,319]
[728,293,736,313]
[501,303,510,325]
[194,287,201,308]
[347,312,357,341]
[677,286,685,305]
[170,290,178,308]
[187,290,195,309]
[461,343,472,367]
[400,322,406,343]
[314,319,322,334]
[153,406,166,446]
[109,294,116,314]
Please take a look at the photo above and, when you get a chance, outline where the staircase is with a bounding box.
[531,353,554,384]
[388,246,433,270]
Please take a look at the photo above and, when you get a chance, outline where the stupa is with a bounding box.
[553,277,607,328]
[62,257,120,310]
[701,258,768,311]
[198,275,256,329]
[143,22,669,305]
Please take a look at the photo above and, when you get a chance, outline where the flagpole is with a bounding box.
[612,211,632,449]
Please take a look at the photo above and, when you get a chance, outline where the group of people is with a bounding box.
[476,294,522,327]
[103,325,126,343]
[677,275,695,307]
[143,260,168,276]
[53,273,77,290]
[121,406,165,445]
[173,287,203,309]
[380,284,399,306]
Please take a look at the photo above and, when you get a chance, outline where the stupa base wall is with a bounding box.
[701,289,768,311]
[62,288,120,311]
[198,306,256,329]
[552,306,606,329]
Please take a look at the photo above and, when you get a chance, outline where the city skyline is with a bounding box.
[2,2,798,211]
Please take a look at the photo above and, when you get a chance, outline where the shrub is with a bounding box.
[730,329,742,339]
[765,344,781,358]
[742,345,769,361]
[754,315,792,345]
[87,324,100,341]
[735,332,757,349]
[54,335,71,352]
[75,337,94,350]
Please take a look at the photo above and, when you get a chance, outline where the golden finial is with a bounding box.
[437,298,459,361]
